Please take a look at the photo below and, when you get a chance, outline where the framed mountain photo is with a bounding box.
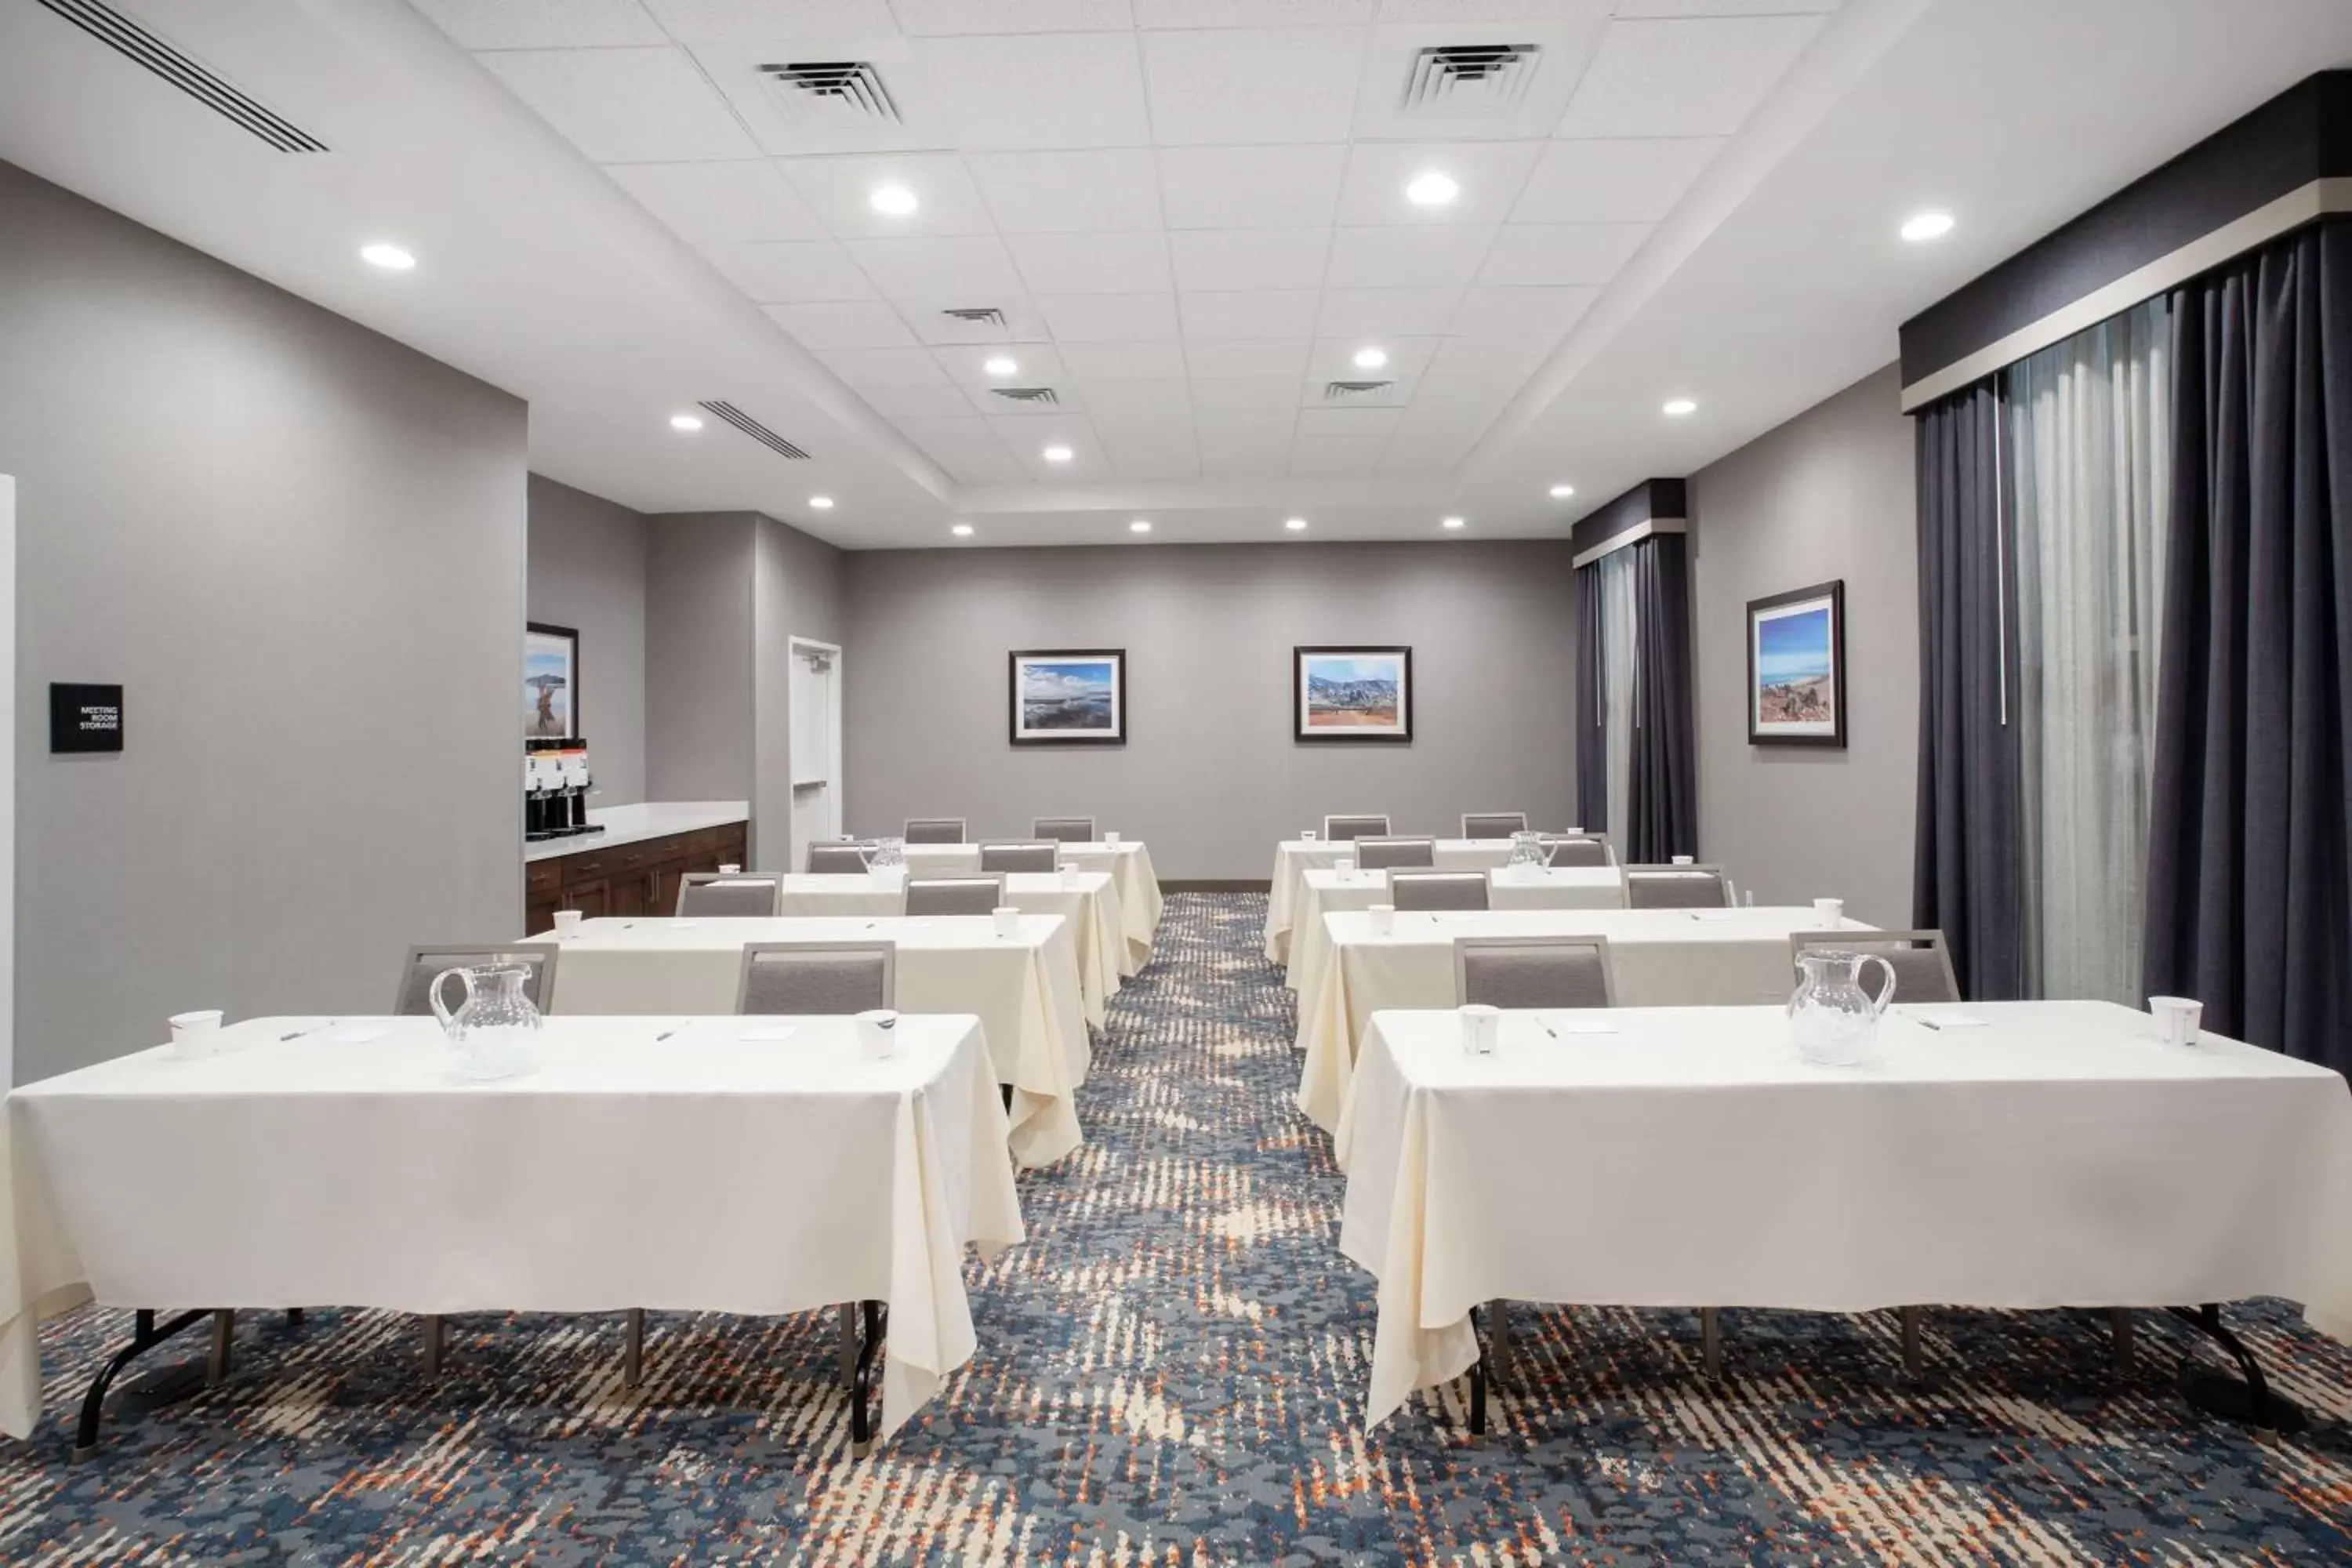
[1294,645,1412,743]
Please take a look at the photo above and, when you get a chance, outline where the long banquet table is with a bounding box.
[541,914,1092,1167]
[1284,864,1625,993]
[0,1013,1024,1450]
[1336,1003,2352,1430]
[901,841,1162,972]
[1295,906,1867,1133]
[1265,838,1520,964]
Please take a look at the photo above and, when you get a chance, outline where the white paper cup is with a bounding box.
[1813,897,1844,927]
[1367,903,1395,936]
[718,862,742,876]
[554,909,583,939]
[1459,1003,1501,1056]
[992,906,1021,938]
[1301,829,1319,841]
[855,1007,898,1060]
[1671,855,1695,866]
[1104,831,1121,848]
[1335,853,1357,879]
[2150,995,2204,1047]
[168,1009,223,1059]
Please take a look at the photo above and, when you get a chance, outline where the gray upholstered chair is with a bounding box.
[903,817,967,844]
[978,840,1058,873]
[1356,836,1436,871]
[1541,835,1613,868]
[905,875,1005,916]
[676,873,782,916]
[1790,929,1959,1004]
[805,840,874,873]
[1461,811,1528,839]
[1389,871,1490,912]
[395,944,560,1017]
[1033,816,1095,842]
[735,942,896,1014]
[1323,814,1391,842]
[1624,865,1731,909]
[1453,935,1615,1009]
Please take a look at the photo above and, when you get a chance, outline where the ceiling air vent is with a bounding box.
[33,0,328,152]
[1324,380,1396,401]
[699,401,811,461]
[757,60,901,126]
[990,387,1059,405]
[941,307,1007,328]
[1402,43,1541,118]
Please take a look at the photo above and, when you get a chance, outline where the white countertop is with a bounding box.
[524,800,748,862]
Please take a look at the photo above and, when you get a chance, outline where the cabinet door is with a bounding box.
[651,859,690,917]
[608,872,651,920]
[524,895,564,936]
[564,879,612,920]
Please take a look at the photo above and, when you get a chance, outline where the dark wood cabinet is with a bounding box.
[525,819,746,934]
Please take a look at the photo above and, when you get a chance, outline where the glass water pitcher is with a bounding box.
[1507,830,1548,868]
[1787,948,1895,1066]
[430,963,543,1080]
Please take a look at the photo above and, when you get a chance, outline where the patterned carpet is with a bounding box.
[5,891,2352,1564]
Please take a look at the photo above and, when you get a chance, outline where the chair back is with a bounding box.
[1541,836,1612,868]
[1032,816,1095,843]
[805,840,873,873]
[677,874,782,917]
[1790,929,1959,1004]
[1461,811,1528,839]
[1624,865,1731,909]
[1454,935,1616,1009]
[735,942,895,1015]
[1356,836,1436,871]
[979,840,1058,873]
[396,944,559,1016]
[1389,871,1489,912]
[903,817,967,844]
[1323,814,1391,842]
[905,875,1005,916]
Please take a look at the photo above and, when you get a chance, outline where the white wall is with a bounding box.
[527,474,649,808]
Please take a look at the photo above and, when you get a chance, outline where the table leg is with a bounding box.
[2108,1308,2136,1376]
[70,1308,211,1463]
[1486,1300,1512,1389]
[208,1310,235,1385]
[1467,1304,1487,1440]
[2169,1303,2306,1432]
[1700,1308,1722,1379]
[838,1303,857,1385]
[285,1308,306,1328]
[422,1315,445,1379]
[1899,1306,1924,1378]
[851,1299,885,1458]
[623,1309,644,1390]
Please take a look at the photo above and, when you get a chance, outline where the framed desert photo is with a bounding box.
[1294,645,1412,742]
[1009,649,1127,746]
[525,622,579,740]
[1748,582,1846,747]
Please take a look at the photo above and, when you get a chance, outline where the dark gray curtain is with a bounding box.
[2144,223,2352,1069]
[1574,562,1606,832]
[1913,382,2027,999]
[1625,535,1697,860]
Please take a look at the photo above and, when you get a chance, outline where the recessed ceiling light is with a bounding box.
[869,184,918,216]
[1285,517,1308,532]
[669,413,704,432]
[1548,484,1575,499]
[1900,210,1956,243]
[1406,171,1459,208]
[983,355,1018,376]
[1352,346,1388,370]
[808,495,834,510]
[951,523,974,537]
[1442,517,1465,531]
[1663,398,1698,417]
[1129,519,1152,534]
[360,243,415,270]
[1042,444,1073,463]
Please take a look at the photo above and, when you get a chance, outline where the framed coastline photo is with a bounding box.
[1747,582,1846,747]
[1294,645,1412,743]
[1010,649,1127,746]
[525,622,579,740]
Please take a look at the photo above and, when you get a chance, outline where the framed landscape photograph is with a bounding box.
[525,622,578,740]
[1748,582,1846,747]
[1010,649,1127,746]
[1294,645,1412,743]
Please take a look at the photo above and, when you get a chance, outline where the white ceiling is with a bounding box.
[2,0,2350,547]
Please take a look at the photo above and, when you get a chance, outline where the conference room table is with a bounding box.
[1295,906,1864,1134]
[1264,839,1522,964]
[1283,864,1626,993]
[901,842,1162,973]
[543,914,1091,1167]
[775,870,1123,1026]
[1336,1002,2352,1432]
[0,1013,1023,1454]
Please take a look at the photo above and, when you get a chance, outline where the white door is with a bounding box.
[788,638,842,871]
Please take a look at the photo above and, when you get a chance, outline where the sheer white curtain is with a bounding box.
[1596,548,1640,863]
[2007,298,2171,1004]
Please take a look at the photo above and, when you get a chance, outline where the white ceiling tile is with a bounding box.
[1102,430,1203,481]
[1307,335,1437,380]
[892,417,1030,483]
[777,154,996,238]
[968,150,1163,233]
[1140,0,1372,24]
[1157,145,1345,230]
[1060,341,1191,380]
[1008,231,1174,296]
[1478,222,1648,285]
[608,161,829,243]
[1325,225,1496,289]
[1185,339,1312,379]
[817,347,956,389]
[990,415,1116,480]
[1425,333,1555,381]
[762,300,922,348]
[1335,141,1543,225]
[845,235,1026,299]
[1036,292,1183,341]
[1314,286,1461,338]
[411,0,664,49]
[1512,137,1721,223]
[1169,229,1333,293]
[701,241,877,300]
[1397,372,1516,423]
[1189,375,1301,416]
[1375,425,1479,470]
[685,40,958,156]
[1142,28,1367,146]
[932,343,1070,390]
[914,33,1152,149]
[1083,379,1196,423]
[892,296,1054,343]
[1297,406,1402,437]
[1180,290,1322,340]
[1448,283,1594,336]
[865,382,987,416]
[1196,417,1298,477]
[637,0,900,40]
[477,48,761,162]
[1611,0,1840,16]
[1552,16,1824,139]
[1375,0,1617,19]
[1352,17,1609,143]
[1290,434,1387,475]
[892,0,1135,33]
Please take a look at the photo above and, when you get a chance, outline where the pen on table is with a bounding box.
[652,1020,684,1042]
[1537,1015,1559,1039]
[279,1019,335,1041]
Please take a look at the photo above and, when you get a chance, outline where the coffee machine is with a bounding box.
[524,738,601,840]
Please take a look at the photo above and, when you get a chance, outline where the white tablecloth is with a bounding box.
[776,871,1121,1026]
[0,1014,1025,1443]
[1285,866,1625,993]
[1296,907,1865,1133]
[541,916,1092,1167]
[902,842,1162,973]
[1265,840,1518,964]
[1337,1003,2352,1428]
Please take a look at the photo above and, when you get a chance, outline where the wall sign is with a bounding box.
[50,684,123,753]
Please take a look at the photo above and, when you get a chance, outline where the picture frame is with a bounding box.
[1747,581,1846,748]
[525,622,579,741]
[1294,645,1413,743]
[1009,648,1127,746]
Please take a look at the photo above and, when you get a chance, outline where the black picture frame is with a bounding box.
[1294,644,1414,743]
[1008,648,1127,746]
[527,621,580,741]
[1746,580,1846,748]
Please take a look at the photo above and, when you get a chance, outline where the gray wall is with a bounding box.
[0,159,525,1083]
[644,514,754,807]
[753,516,846,870]
[1690,362,1918,926]
[842,541,1578,881]
[527,474,648,807]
